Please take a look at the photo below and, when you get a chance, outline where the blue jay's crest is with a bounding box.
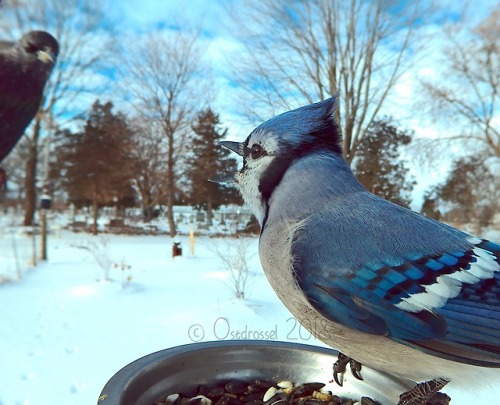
[250,96,343,156]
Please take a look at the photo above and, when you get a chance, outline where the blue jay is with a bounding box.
[213,97,500,405]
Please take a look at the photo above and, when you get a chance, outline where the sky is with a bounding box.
[107,4,495,113]
[102,0,500,208]
[1,0,498,207]
[106,0,247,132]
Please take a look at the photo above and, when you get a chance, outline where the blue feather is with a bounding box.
[290,184,500,366]
[232,96,500,371]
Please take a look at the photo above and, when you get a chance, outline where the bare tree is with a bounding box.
[227,0,426,163]
[0,0,115,225]
[421,5,500,158]
[129,119,169,222]
[209,238,256,300]
[72,237,113,281]
[123,31,208,237]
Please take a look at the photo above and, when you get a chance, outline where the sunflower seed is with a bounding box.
[263,387,277,402]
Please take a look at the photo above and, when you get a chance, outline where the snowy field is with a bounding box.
[0,229,499,404]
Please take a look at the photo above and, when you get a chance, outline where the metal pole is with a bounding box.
[41,209,47,260]
[40,115,54,262]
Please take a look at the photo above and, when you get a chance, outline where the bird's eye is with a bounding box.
[25,43,38,53]
[250,144,264,159]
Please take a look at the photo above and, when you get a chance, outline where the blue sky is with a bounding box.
[3,0,494,206]
[100,0,499,208]
[104,0,497,124]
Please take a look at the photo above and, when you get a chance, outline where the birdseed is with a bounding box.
[153,379,379,405]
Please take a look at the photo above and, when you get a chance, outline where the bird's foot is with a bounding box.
[397,378,450,405]
[332,352,363,386]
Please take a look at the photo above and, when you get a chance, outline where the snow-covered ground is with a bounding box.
[0,229,499,404]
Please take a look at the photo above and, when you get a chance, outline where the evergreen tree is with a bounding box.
[353,118,416,207]
[186,108,241,225]
[53,100,135,234]
[421,190,441,220]
[431,155,498,225]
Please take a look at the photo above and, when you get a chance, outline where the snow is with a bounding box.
[0,229,499,404]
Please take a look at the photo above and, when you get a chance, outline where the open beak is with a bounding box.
[220,141,245,157]
[209,173,237,184]
[37,49,55,64]
[208,141,245,184]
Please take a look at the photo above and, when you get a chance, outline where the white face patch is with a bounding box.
[396,245,498,313]
[236,159,269,226]
[235,132,281,226]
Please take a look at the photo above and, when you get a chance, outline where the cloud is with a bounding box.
[65,0,499,206]
[107,0,229,36]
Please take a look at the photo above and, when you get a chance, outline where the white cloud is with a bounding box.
[95,1,499,207]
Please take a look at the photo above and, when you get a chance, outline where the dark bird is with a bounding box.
[0,30,59,162]
[215,97,500,405]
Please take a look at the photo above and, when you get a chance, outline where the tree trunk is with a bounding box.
[166,192,176,237]
[23,117,42,226]
[92,189,99,235]
[343,118,354,165]
[143,205,154,222]
[23,146,37,226]
[166,154,176,237]
[166,126,176,237]
[207,195,213,226]
[141,190,156,222]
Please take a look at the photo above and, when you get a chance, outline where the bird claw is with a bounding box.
[349,359,363,381]
[332,352,362,386]
[333,353,349,386]
[333,369,343,387]
[397,378,451,405]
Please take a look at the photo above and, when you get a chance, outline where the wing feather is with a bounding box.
[292,192,500,366]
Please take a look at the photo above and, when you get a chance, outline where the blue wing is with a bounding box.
[292,192,500,367]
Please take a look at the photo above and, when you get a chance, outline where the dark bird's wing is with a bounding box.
[293,191,500,367]
[0,40,14,48]
[0,31,58,162]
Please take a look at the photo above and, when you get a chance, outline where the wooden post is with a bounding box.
[39,190,51,261]
[189,229,195,256]
[40,210,47,261]
[31,228,37,267]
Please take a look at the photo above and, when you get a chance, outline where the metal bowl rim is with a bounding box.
[101,340,341,393]
[99,340,413,404]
